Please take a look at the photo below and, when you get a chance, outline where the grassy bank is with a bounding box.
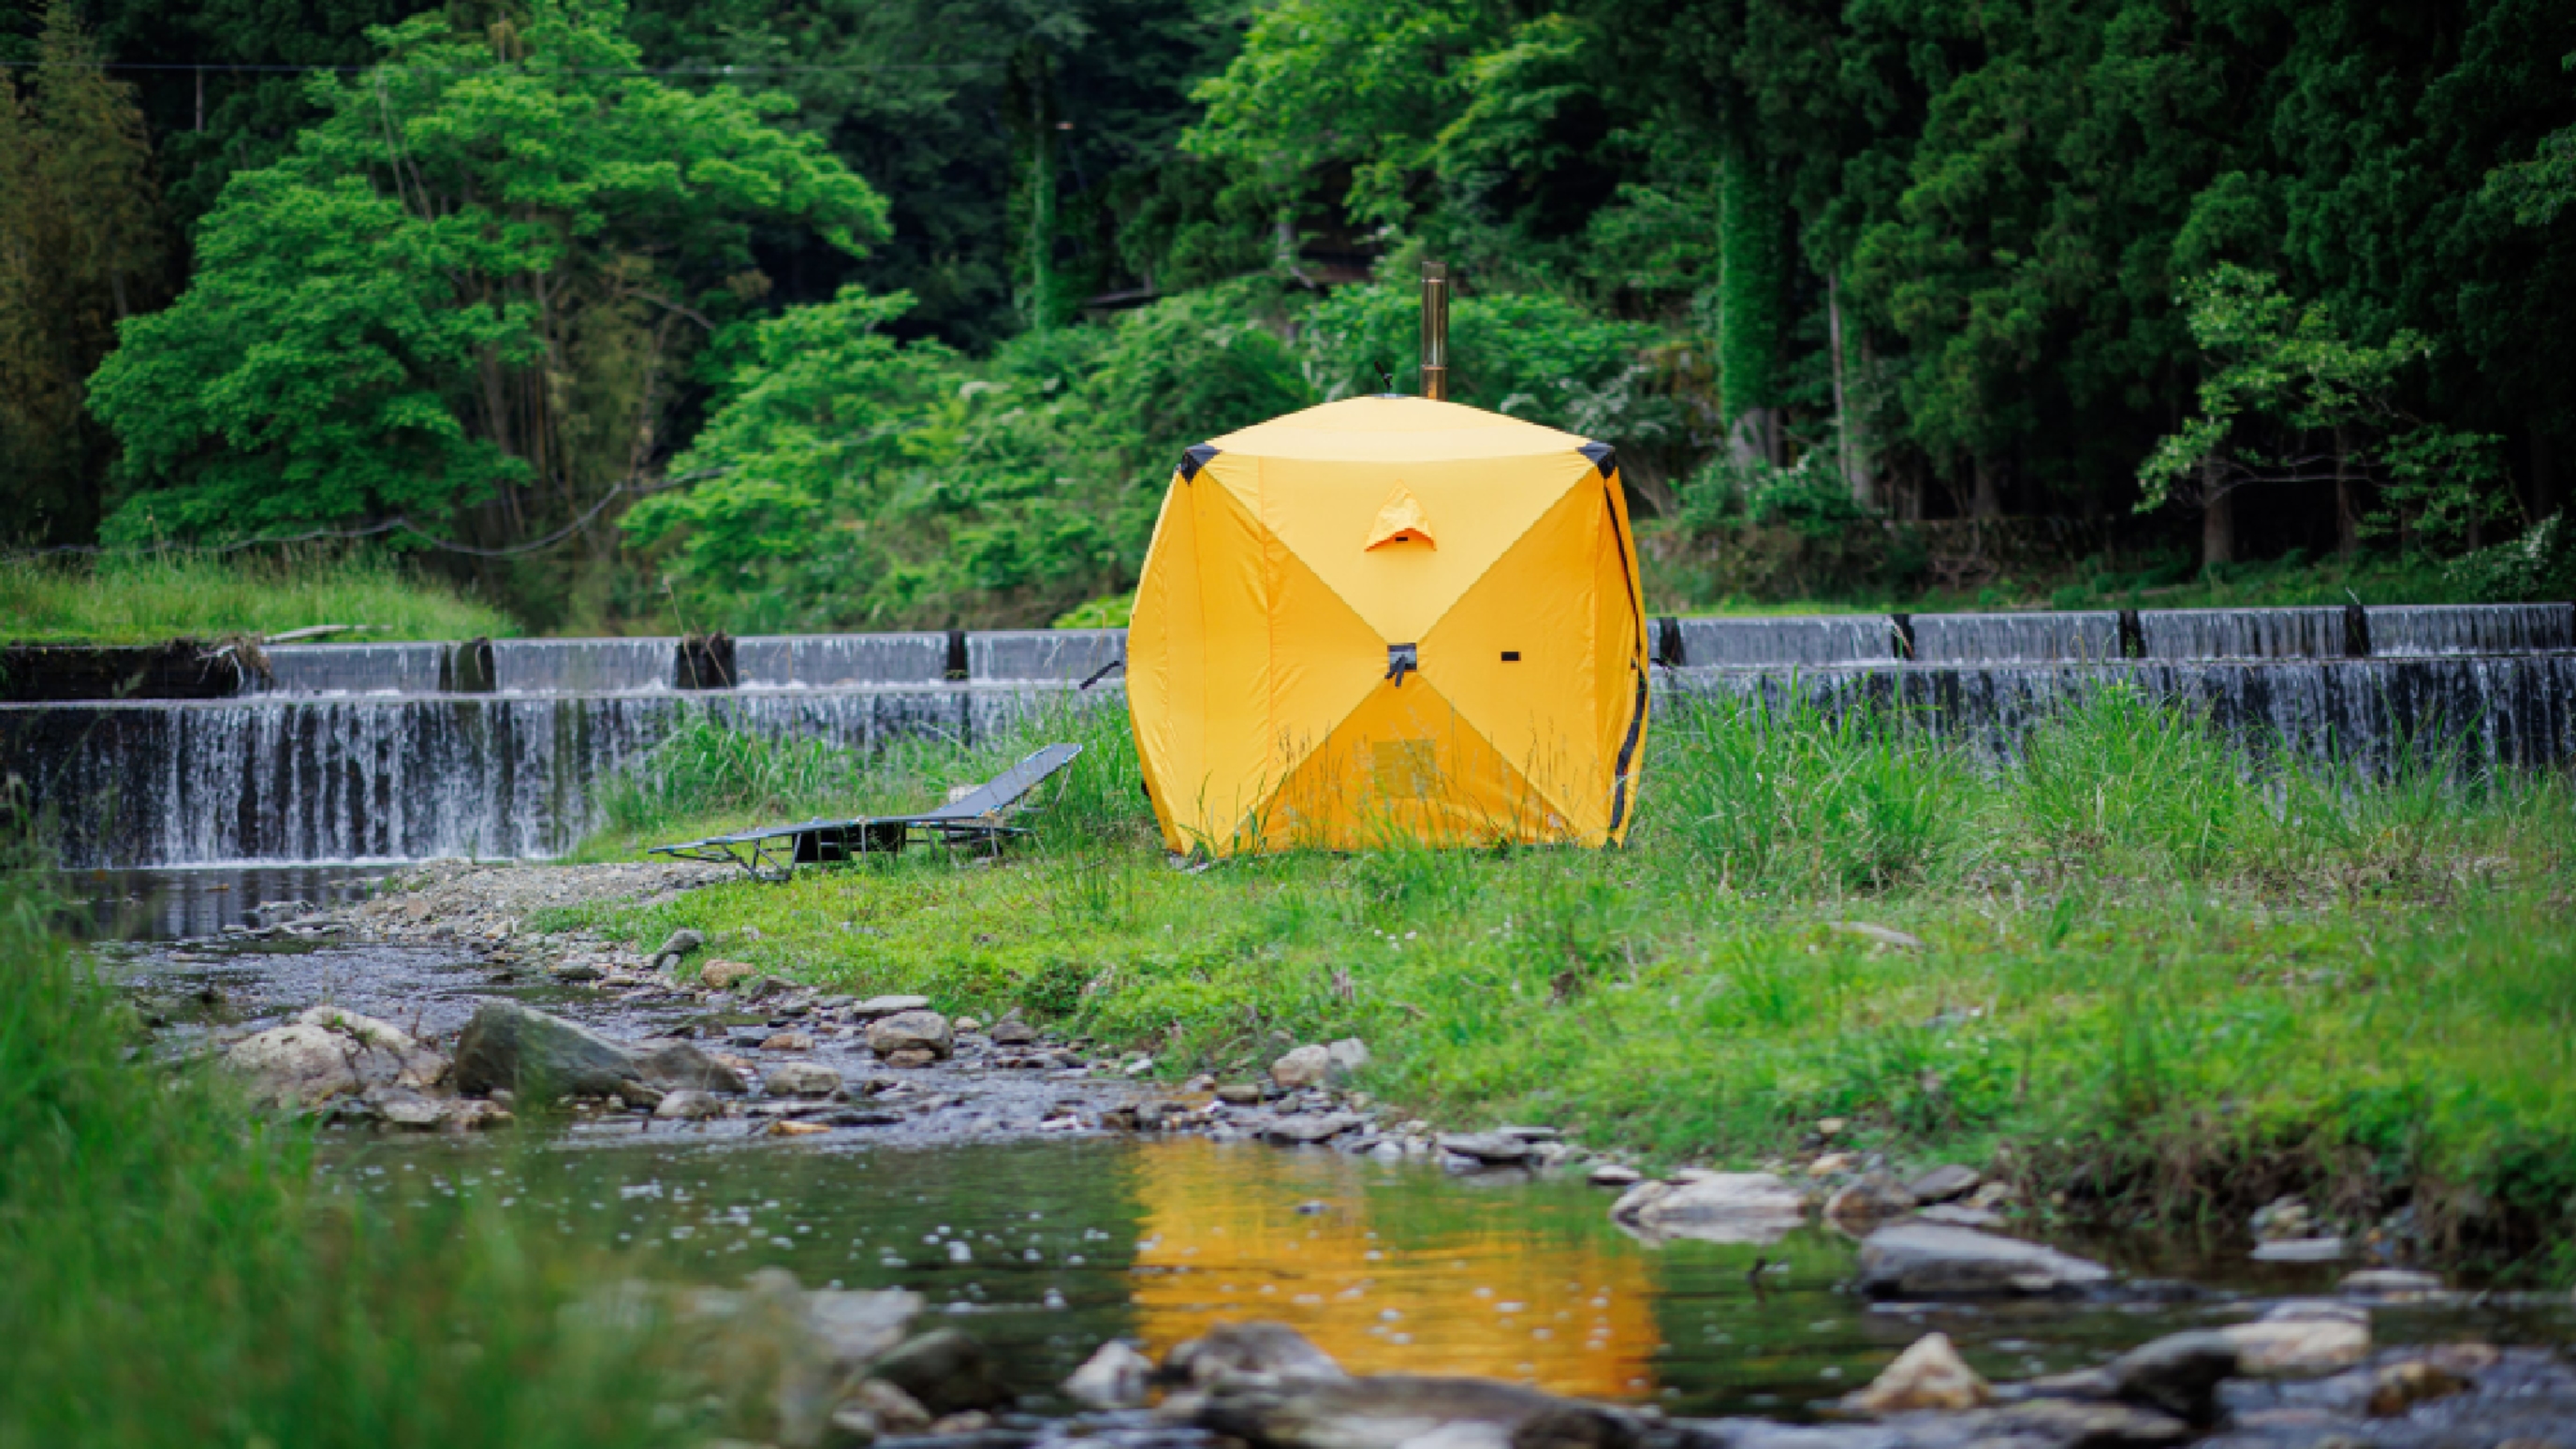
[561,696,2576,1276]
[0,868,673,1447]
[0,552,520,643]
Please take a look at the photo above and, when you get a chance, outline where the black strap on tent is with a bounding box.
[1385,642,1418,687]
[1178,444,1220,483]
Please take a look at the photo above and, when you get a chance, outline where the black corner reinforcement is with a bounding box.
[1577,441,1617,477]
[1178,444,1220,483]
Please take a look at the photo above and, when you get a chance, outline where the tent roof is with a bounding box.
[1206,395,1592,464]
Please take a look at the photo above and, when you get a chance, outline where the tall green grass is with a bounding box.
[0,867,677,1448]
[0,551,519,643]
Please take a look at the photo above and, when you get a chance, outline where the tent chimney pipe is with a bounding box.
[1420,261,1450,401]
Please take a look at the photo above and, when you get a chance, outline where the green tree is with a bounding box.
[89,1,885,569]
[0,1,168,547]
[2140,266,2506,560]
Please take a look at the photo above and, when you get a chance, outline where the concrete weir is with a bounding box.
[4,610,2568,870]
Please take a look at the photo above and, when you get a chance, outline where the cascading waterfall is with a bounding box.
[7,609,2567,869]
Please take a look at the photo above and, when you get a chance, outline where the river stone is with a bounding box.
[989,1016,1039,1046]
[2217,1301,2370,1375]
[651,928,705,973]
[1193,1374,1635,1449]
[638,1041,747,1094]
[1063,1339,1155,1409]
[2100,1329,2242,1425]
[1903,1164,1982,1204]
[1967,1398,2189,1447]
[1266,1113,1361,1145]
[866,1011,954,1060]
[227,1005,450,1109]
[702,959,760,990]
[852,995,932,1018]
[1270,1045,1332,1089]
[1438,1133,1534,1165]
[1325,1038,1371,1080]
[1824,1172,1918,1227]
[869,1328,1005,1413]
[1613,1174,1808,1245]
[1843,1332,1991,1416]
[844,1379,931,1434]
[2341,1268,2444,1298]
[1588,1164,1642,1188]
[1855,1222,2113,1297]
[766,1061,843,1098]
[452,999,647,1103]
[655,1089,724,1120]
[761,1031,816,1052]
[2250,1236,2346,1262]
[1165,1321,1348,1388]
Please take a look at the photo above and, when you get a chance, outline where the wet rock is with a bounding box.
[2217,1302,2370,1375]
[770,1120,829,1137]
[1064,1340,1155,1410]
[639,1041,748,1094]
[1613,1174,1808,1245]
[656,1090,725,1120]
[452,1000,651,1104]
[366,1086,449,1130]
[988,1016,1039,1046]
[1270,1045,1332,1089]
[766,1062,843,1098]
[704,959,761,990]
[844,1379,931,1435]
[1266,1114,1363,1146]
[2098,1329,2241,1425]
[763,1031,817,1053]
[2250,1236,2346,1263]
[1843,1332,1991,1415]
[651,928,705,973]
[1164,1322,1347,1389]
[674,1269,918,1448]
[883,1049,937,1070]
[870,1328,1006,1414]
[444,1098,513,1132]
[1807,1152,1857,1178]
[1219,1084,1266,1105]
[1914,1205,2004,1229]
[1439,1133,1535,1165]
[1970,1398,2189,1447]
[1854,1222,2113,1298]
[550,961,606,982]
[1588,1164,1642,1188]
[1903,1164,1981,1204]
[1193,1374,1632,1449]
[1824,1172,1918,1228]
[2339,1267,2443,1299]
[2366,1358,2472,1416]
[951,1018,981,1035]
[226,1005,449,1109]
[867,1011,954,1061]
[2249,1195,2312,1241]
[853,995,933,1018]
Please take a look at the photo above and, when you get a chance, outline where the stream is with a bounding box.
[86,868,2576,1438]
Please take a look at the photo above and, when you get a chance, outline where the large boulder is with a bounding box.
[226,1005,448,1109]
[865,1011,953,1061]
[676,1269,920,1449]
[451,999,647,1103]
[1270,1045,1332,1089]
[1064,1340,1155,1410]
[2217,1301,2370,1375]
[765,1061,843,1099]
[1612,1174,1808,1246]
[868,1328,1005,1413]
[1855,1222,2113,1298]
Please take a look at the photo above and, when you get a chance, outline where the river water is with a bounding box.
[99,884,2576,1426]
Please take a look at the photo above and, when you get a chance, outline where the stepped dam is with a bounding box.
[4,605,2568,869]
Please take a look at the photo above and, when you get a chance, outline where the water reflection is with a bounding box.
[57,864,388,941]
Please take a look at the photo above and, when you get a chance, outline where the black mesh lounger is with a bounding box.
[648,743,1082,880]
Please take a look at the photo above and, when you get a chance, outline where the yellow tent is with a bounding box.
[1126,395,1649,856]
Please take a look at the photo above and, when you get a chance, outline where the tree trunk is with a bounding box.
[2202,469,2235,569]
[2530,424,2559,523]
[2333,425,2358,560]
[1829,275,1866,508]
[1969,456,2000,520]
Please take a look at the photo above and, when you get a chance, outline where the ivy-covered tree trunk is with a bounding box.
[1719,141,1785,466]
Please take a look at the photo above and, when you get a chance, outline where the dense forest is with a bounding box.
[4,0,2573,630]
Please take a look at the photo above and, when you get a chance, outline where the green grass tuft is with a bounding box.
[0,551,520,644]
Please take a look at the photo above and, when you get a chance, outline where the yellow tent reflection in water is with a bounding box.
[1124,1139,1662,1399]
